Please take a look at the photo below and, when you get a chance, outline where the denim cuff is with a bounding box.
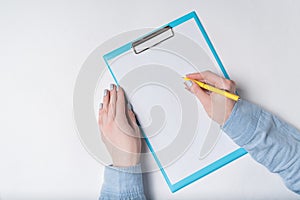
[222,99,262,146]
[100,164,144,198]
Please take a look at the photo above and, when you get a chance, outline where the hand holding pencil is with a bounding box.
[183,71,238,125]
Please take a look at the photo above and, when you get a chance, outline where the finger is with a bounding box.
[98,103,103,124]
[230,80,237,93]
[98,103,107,126]
[99,102,107,132]
[127,103,137,126]
[186,70,224,86]
[127,104,140,137]
[116,86,127,118]
[108,83,117,119]
[213,78,236,93]
[102,89,110,112]
[184,80,210,108]
[187,70,236,93]
[221,79,236,93]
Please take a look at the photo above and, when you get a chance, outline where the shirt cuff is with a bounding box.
[221,99,262,146]
[100,164,144,198]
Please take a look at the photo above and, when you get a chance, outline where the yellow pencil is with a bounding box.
[183,77,240,101]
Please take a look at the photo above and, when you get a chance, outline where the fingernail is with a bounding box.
[99,103,103,109]
[103,89,108,97]
[116,85,119,91]
[127,103,132,110]
[110,84,114,90]
[184,80,193,88]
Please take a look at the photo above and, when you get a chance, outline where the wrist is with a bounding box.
[112,153,140,167]
[222,101,236,126]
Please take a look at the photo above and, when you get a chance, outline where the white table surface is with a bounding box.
[1,0,299,199]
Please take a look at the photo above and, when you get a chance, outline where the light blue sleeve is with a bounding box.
[222,99,300,194]
[99,164,146,200]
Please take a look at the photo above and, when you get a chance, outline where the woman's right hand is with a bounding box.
[184,71,237,125]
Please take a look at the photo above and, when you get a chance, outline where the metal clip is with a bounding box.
[132,26,174,54]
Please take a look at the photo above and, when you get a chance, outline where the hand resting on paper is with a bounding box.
[98,84,141,167]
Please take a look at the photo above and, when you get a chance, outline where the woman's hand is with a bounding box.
[98,84,141,167]
[184,71,237,125]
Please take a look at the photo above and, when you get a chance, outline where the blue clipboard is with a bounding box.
[103,11,247,193]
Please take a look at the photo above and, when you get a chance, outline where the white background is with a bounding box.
[1,0,300,199]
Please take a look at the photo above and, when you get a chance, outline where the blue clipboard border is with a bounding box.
[103,11,248,193]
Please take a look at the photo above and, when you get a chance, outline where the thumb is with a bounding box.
[185,80,210,108]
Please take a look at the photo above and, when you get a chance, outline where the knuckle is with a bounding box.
[223,79,234,90]
[100,106,107,114]
[202,70,212,76]
[231,80,236,87]
[110,102,116,110]
[118,86,124,93]
[99,109,105,116]
[228,79,235,86]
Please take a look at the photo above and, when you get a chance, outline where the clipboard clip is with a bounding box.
[132,26,174,54]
